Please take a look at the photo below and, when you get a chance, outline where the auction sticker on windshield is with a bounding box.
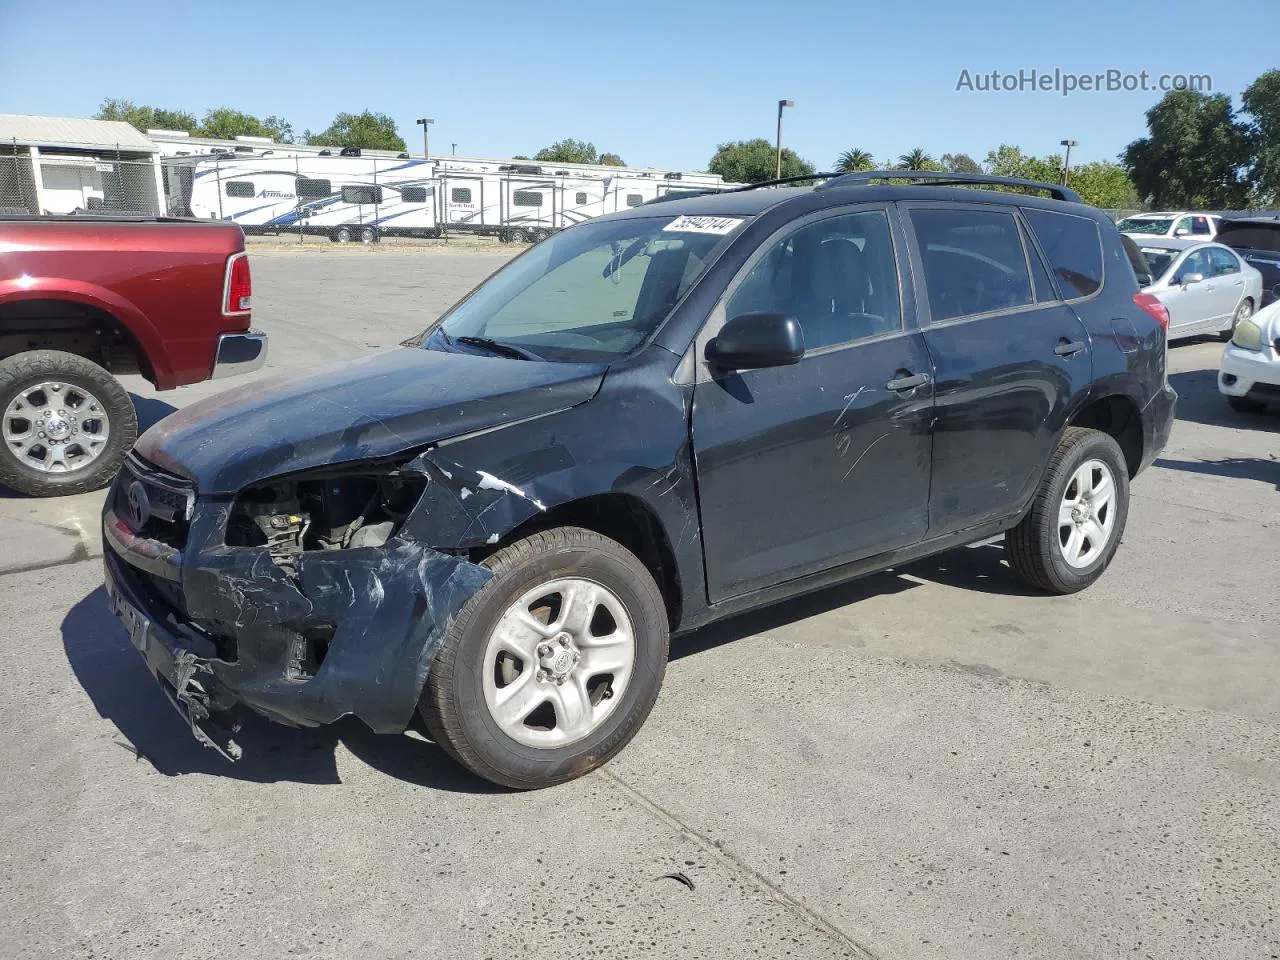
[663,215,744,235]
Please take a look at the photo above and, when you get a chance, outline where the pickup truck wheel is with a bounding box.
[0,350,137,497]
[421,526,669,789]
[1004,427,1130,594]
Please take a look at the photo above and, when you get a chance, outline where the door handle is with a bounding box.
[1054,339,1086,357]
[885,372,930,391]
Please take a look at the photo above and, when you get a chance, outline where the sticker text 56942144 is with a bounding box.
[662,215,744,236]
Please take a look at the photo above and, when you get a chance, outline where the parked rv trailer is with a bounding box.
[149,131,730,242]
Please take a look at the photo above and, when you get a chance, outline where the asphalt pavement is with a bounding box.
[1,249,1276,960]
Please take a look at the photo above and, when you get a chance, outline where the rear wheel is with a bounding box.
[0,350,137,497]
[334,226,352,243]
[1005,427,1130,594]
[360,225,376,244]
[506,227,527,244]
[421,526,669,789]
[1221,297,1253,341]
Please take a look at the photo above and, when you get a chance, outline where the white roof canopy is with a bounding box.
[0,114,157,153]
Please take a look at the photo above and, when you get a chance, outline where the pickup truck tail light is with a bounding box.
[223,252,252,317]
[1133,291,1169,330]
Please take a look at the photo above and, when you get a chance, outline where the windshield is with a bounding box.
[428,214,747,361]
[1138,245,1181,281]
[1117,216,1174,235]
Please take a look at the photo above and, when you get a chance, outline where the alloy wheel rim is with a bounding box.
[481,577,636,749]
[1237,301,1253,322]
[2,381,110,474]
[1057,458,1117,569]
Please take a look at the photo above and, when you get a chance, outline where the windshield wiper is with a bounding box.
[454,335,542,361]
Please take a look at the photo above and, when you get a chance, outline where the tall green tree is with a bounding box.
[1242,69,1280,204]
[708,138,815,184]
[1122,90,1250,208]
[198,108,273,141]
[897,148,941,171]
[95,98,197,133]
[533,139,598,164]
[306,111,406,151]
[941,152,982,174]
[597,152,625,166]
[835,148,875,173]
[1065,161,1140,208]
[984,144,1060,182]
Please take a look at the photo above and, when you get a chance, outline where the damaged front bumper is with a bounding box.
[102,488,492,759]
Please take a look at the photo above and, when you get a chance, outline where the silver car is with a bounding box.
[1136,238,1263,341]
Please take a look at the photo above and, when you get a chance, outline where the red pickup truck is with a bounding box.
[0,215,266,496]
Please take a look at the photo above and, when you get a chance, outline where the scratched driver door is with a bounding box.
[690,206,935,602]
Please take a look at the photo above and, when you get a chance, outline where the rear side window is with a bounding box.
[225,181,255,198]
[1023,209,1103,299]
[1208,247,1240,276]
[342,185,382,204]
[910,208,1032,321]
[296,177,331,199]
[1217,223,1280,253]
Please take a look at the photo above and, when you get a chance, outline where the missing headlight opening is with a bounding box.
[226,467,428,569]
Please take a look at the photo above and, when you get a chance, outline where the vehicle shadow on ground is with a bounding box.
[0,394,179,499]
[1154,456,1280,491]
[1167,365,1279,431]
[60,586,503,793]
[672,541,1041,662]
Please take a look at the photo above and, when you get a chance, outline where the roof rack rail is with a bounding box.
[642,189,715,205]
[816,170,1082,203]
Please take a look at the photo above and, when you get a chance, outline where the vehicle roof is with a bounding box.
[1130,237,1206,251]
[1219,216,1280,226]
[604,182,1105,223]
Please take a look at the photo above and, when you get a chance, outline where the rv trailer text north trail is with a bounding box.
[150,131,729,243]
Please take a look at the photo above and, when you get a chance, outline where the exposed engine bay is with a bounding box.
[225,465,428,572]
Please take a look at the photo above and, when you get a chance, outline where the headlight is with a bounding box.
[1232,318,1264,351]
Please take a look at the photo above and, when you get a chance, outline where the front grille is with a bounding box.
[114,452,195,548]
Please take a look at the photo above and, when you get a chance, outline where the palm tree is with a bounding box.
[897,148,935,171]
[835,148,875,173]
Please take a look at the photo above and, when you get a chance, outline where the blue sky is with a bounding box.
[0,0,1266,171]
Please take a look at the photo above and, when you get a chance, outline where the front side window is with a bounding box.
[910,208,1032,321]
[1191,216,1212,235]
[727,210,902,350]
[1217,223,1280,253]
[512,190,542,207]
[1024,209,1103,298]
[1207,247,1240,276]
[225,181,255,198]
[1175,217,1194,235]
[432,214,746,360]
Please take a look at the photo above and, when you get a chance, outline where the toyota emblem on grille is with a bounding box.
[125,480,152,529]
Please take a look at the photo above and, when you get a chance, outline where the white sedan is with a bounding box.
[1219,299,1280,413]
[1137,239,1263,341]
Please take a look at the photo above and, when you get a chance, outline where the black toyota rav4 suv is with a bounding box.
[104,172,1176,788]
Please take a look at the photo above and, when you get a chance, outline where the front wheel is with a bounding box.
[360,225,376,244]
[334,226,352,243]
[1221,297,1254,342]
[421,526,669,789]
[0,350,137,497]
[1005,427,1130,594]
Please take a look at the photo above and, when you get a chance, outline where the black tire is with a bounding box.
[421,526,669,789]
[334,226,352,243]
[506,227,527,244]
[1227,395,1266,414]
[360,226,376,244]
[1220,297,1254,342]
[1005,427,1130,594]
[0,350,137,497]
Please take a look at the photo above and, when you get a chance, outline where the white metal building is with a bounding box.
[0,114,164,215]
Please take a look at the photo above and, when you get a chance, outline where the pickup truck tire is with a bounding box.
[1005,427,1130,594]
[421,526,669,789]
[0,350,137,497]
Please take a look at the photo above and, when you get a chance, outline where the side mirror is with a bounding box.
[706,312,804,370]
[1179,272,1204,286]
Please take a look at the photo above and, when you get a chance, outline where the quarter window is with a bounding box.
[341,185,382,204]
[910,208,1033,321]
[225,181,255,198]
[296,177,331,199]
[451,187,473,204]
[727,210,902,350]
[512,190,542,207]
[1019,220,1057,301]
[1023,209,1103,299]
[626,193,644,207]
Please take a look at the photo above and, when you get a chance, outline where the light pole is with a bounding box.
[451,143,457,156]
[1060,139,1078,186]
[417,118,434,160]
[775,99,794,179]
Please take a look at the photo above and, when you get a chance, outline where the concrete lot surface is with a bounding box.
[1,251,1277,959]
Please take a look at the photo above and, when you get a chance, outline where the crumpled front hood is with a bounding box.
[136,347,606,494]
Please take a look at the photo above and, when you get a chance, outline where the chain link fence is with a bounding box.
[0,144,161,216]
[0,146,38,214]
